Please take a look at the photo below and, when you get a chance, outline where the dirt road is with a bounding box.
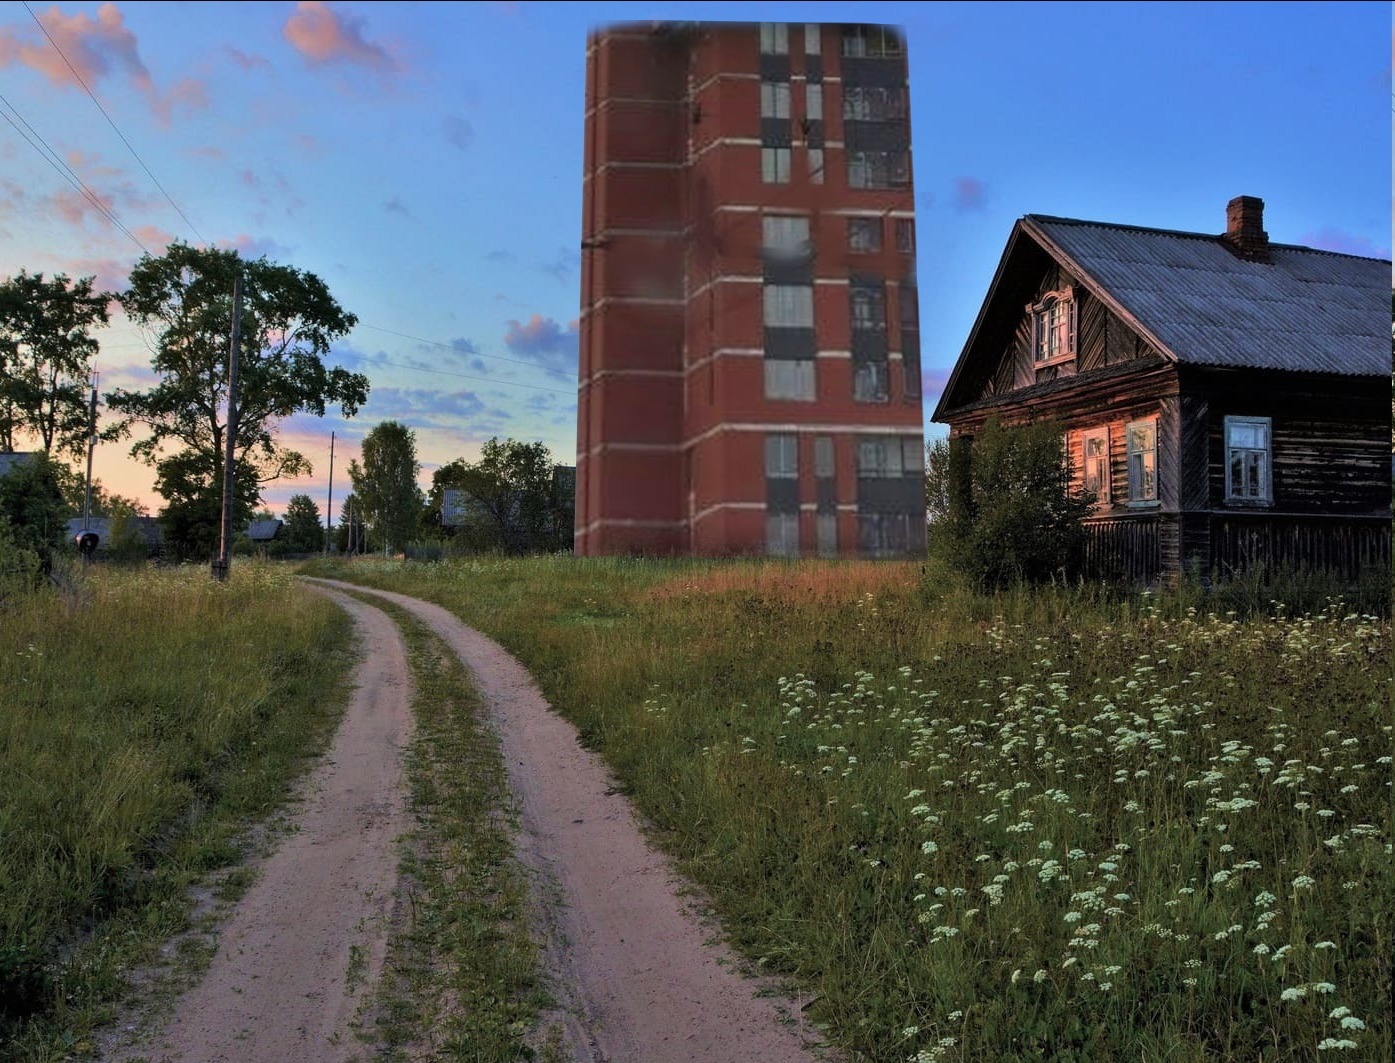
[113,580,824,1062]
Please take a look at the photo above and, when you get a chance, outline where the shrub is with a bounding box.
[926,417,1093,589]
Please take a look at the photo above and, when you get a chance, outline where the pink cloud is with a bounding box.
[921,366,953,398]
[187,145,225,161]
[226,45,271,72]
[219,234,293,261]
[282,2,400,73]
[953,176,987,213]
[0,4,204,124]
[130,224,175,251]
[52,186,116,226]
[1297,227,1389,260]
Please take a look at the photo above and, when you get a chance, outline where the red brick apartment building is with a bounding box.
[576,21,925,557]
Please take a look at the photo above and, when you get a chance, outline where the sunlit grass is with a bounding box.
[299,556,1391,1062]
[0,562,354,1060]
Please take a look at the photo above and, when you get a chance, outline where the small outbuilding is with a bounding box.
[932,197,1391,581]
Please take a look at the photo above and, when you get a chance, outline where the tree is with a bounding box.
[0,453,70,573]
[430,437,572,554]
[925,417,1094,589]
[105,242,366,559]
[336,491,367,554]
[348,421,422,554]
[0,271,109,457]
[283,493,324,553]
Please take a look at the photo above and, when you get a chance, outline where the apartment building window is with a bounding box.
[895,218,915,253]
[814,435,835,479]
[816,514,837,556]
[808,148,825,185]
[765,433,798,478]
[805,83,823,121]
[853,362,889,402]
[762,215,809,258]
[1031,288,1076,364]
[842,86,907,122]
[848,150,910,189]
[766,432,799,555]
[1126,418,1157,503]
[850,286,885,331]
[804,23,821,55]
[848,217,882,252]
[902,436,924,476]
[767,513,799,556]
[761,22,789,54]
[764,285,813,328]
[841,25,903,58]
[857,437,904,478]
[1225,416,1272,504]
[857,513,912,557]
[815,436,836,556]
[761,81,791,119]
[765,359,816,401]
[762,147,791,184]
[1082,427,1110,502]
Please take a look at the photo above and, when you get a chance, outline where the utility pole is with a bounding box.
[81,374,98,532]
[212,271,244,581]
[324,431,335,556]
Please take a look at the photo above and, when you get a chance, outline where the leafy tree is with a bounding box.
[106,496,152,563]
[0,271,109,457]
[336,491,367,554]
[925,417,1094,590]
[283,493,324,553]
[0,453,70,573]
[348,421,422,554]
[105,242,366,559]
[430,437,572,554]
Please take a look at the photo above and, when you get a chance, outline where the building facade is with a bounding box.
[933,197,1392,581]
[576,22,925,557]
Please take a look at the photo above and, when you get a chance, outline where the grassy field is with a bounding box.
[301,555,1391,1063]
[0,563,355,1061]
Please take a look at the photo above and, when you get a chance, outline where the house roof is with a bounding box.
[247,519,283,541]
[934,210,1392,421]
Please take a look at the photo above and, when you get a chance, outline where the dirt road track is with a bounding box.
[305,579,825,1063]
[112,585,414,1063]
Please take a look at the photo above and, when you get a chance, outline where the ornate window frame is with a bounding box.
[1029,286,1077,366]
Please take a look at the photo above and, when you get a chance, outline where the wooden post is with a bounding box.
[324,431,335,556]
[212,271,244,581]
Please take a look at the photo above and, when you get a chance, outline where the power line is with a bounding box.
[22,0,206,245]
[0,91,149,253]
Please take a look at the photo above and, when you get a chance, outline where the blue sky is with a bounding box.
[1,1,1389,516]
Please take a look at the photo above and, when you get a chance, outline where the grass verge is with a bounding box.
[347,593,555,1060]
[300,556,1391,1063]
[0,562,355,1062]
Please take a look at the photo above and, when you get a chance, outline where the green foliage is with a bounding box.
[105,242,365,558]
[926,418,1094,589]
[0,271,109,458]
[303,556,1392,1063]
[0,565,353,1053]
[0,452,70,572]
[429,438,573,554]
[105,497,151,564]
[349,421,422,554]
[0,516,43,602]
[283,493,324,553]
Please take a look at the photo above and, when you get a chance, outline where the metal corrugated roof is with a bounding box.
[1026,216,1391,376]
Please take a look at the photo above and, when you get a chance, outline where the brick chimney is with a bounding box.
[1222,195,1269,262]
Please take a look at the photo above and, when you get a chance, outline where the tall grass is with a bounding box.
[0,563,354,1060]
[300,556,1390,1062]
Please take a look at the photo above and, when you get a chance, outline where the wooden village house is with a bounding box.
[932,196,1392,581]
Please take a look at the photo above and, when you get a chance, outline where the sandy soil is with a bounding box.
[110,585,414,1063]
[307,579,826,1063]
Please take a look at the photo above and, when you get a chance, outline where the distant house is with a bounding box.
[932,197,1391,581]
[64,516,163,556]
[246,519,284,543]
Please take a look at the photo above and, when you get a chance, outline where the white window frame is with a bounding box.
[856,437,904,478]
[762,215,809,256]
[853,361,888,403]
[760,22,789,55]
[848,217,881,253]
[902,437,924,475]
[765,433,799,478]
[847,150,910,190]
[814,436,835,479]
[805,83,823,122]
[1224,415,1272,504]
[763,284,813,328]
[804,23,821,55]
[1030,287,1077,365]
[816,513,837,557]
[766,512,800,556]
[1082,426,1110,503]
[807,147,825,185]
[761,146,791,184]
[850,286,885,331]
[1126,418,1157,504]
[760,81,791,119]
[895,218,915,253]
[842,86,906,122]
[764,358,816,401]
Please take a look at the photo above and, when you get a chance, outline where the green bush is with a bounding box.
[926,417,1094,589]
